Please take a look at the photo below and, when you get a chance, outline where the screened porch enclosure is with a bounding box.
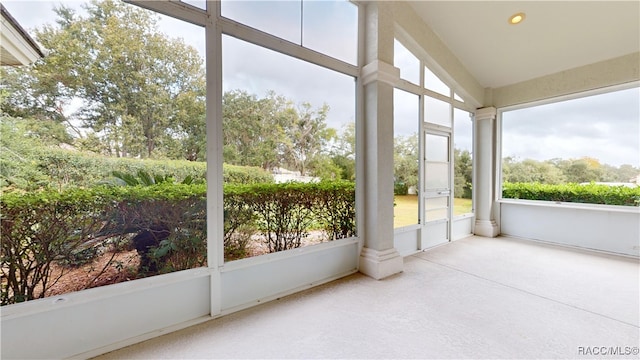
[1,1,638,359]
[93,236,640,359]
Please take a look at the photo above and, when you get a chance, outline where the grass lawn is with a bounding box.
[453,197,473,215]
[394,195,419,228]
[394,195,473,228]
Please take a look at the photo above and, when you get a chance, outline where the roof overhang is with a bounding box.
[1,3,44,66]
[399,1,640,107]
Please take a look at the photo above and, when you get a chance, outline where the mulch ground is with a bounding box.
[45,250,140,297]
[43,233,327,297]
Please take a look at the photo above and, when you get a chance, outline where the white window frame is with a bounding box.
[497,81,640,207]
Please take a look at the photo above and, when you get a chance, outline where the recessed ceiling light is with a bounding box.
[509,12,526,25]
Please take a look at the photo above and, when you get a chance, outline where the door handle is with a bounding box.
[438,191,451,195]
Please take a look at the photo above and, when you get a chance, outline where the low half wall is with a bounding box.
[500,199,639,257]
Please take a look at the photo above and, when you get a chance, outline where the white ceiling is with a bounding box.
[409,1,640,89]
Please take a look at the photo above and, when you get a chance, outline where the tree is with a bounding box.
[556,157,603,183]
[394,133,419,191]
[454,148,472,198]
[167,90,206,161]
[284,102,335,176]
[1,0,206,160]
[503,158,566,184]
[0,116,50,190]
[502,156,640,185]
[616,164,640,183]
[222,90,336,175]
[222,90,289,170]
[329,122,356,181]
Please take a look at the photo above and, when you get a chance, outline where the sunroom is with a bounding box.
[1,1,638,359]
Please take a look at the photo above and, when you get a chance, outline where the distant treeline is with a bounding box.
[502,156,638,185]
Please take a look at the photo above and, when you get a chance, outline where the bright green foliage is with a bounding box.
[108,170,197,187]
[223,181,356,259]
[503,182,640,206]
[222,90,285,170]
[312,181,357,240]
[394,182,409,196]
[1,184,207,305]
[242,183,317,252]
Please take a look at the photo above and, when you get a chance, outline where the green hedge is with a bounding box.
[0,184,208,305]
[2,147,273,192]
[223,163,274,184]
[225,181,356,252]
[502,182,640,206]
[0,181,355,305]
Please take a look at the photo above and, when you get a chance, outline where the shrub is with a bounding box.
[0,181,356,305]
[36,151,209,189]
[1,145,274,192]
[225,181,356,252]
[97,184,208,275]
[1,188,115,304]
[223,164,274,184]
[223,190,258,260]
[313,181,357,240]
[247,183,318,252]
[394,182,408,195]
[0,185,207,304]
[502,182,640,206]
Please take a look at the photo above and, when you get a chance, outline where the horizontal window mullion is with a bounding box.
[125,0,208,27]
[423,88,452,104]
[395,80,422,96]
[218,16,359,78]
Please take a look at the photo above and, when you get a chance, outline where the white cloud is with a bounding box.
[7,0,639,167]
[222,35,355,130]
[502,87,640,167]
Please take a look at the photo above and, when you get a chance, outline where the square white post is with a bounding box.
[359,2,403,279]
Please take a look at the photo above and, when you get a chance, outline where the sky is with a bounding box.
[3,0,356,131]
[502,87,640,167]
[4,0,639,168]
[394,39,472,152]
[220,0,358,130]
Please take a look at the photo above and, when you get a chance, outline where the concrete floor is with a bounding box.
[94,236,640,359]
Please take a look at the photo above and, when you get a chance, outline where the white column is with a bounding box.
[474,107,500,237]
[206,1,222,316]
[359,2,403,280]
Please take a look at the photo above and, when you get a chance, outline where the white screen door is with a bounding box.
[421,130,451,249]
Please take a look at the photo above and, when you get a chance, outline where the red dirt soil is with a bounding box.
[45,250,139,297]
[42,234,325,298]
